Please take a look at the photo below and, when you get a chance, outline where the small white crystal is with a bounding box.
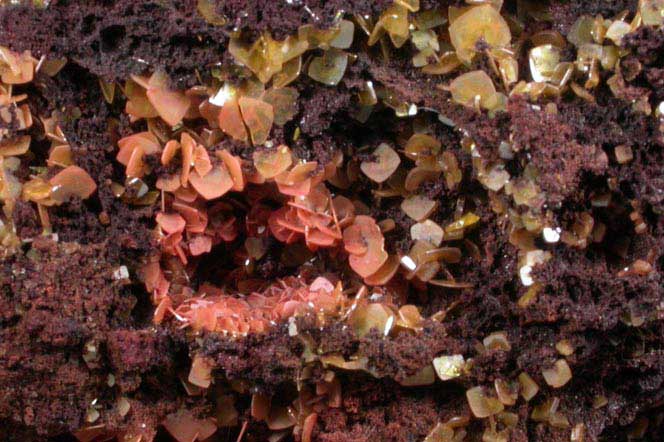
[542,227,561,243]
[433,355,465,381]
[209,84,234,107]
[400,255,417,271]
[113,265,129,280]
[520,265,533,286]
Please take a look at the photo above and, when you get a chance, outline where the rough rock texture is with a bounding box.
[0,238,186,441]
[0,1,229,89]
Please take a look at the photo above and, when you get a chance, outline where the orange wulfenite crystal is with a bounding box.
[173,277,345,334]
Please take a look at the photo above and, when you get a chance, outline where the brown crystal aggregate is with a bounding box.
[0,1,663,442]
